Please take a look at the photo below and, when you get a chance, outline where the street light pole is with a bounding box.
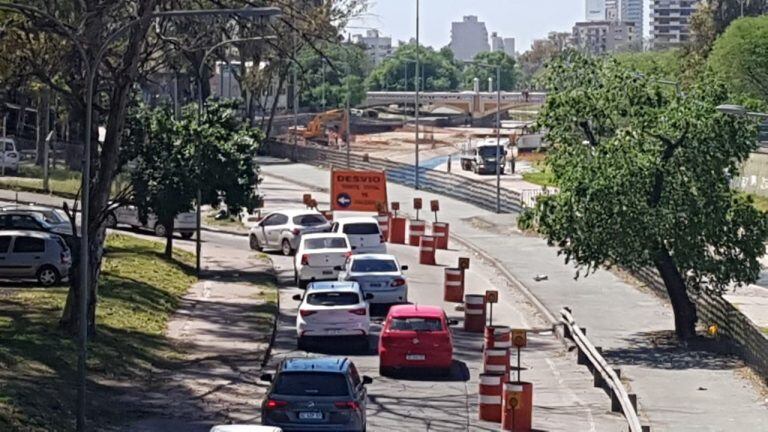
[346,61,351,168]
[414,0,421,189]
[495,65,501,213]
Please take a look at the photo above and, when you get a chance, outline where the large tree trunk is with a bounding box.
[35,88,50,166]
[654,247,698,340]
[264,67,288,139]
[164,217,175,258]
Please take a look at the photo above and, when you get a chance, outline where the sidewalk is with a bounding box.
[260,160,768,431]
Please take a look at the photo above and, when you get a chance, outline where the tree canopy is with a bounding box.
[298,41,372,110]
[708,15,768,103]
[366,43,462,92]
[462,51,518,91]
[521,52,768,340]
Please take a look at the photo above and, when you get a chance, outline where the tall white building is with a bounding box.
[651,0,699,48]
[621,0,644,38]
[586,0,606,20]
[491,32,504,52]
[352,29,393,65]
[572,20,637,54]
[449,15,490,61]
[605,0,620,21]
[503,38,516,58]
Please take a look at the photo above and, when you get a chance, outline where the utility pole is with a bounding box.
[495,65,501,213]
[346,61,351,168]
[2,112,7,177]
[414,0,421,190]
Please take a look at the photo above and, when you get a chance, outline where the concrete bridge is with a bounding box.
[362,91,547,117]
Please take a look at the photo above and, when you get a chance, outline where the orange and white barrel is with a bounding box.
[376,213,390,242]
[408,219,426,246]
[419,235,437,265]
[443,268,464,303]
[478,372,504,422]
[432,222,450,250]
[390,217,407,244]
[464,294,486,333]
[483,348,510,378]
[502,381,534,431]
[484,325,512,350]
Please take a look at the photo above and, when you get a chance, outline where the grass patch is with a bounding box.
[0,234,196,431]
[521,159,557,188]
[748,194,768,213]
[204,211,247,232]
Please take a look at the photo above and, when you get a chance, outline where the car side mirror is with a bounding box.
[400,265,409,271]
[292,294,302,301]
[448,319,459,327]
[362,376,373,385]
[260,373,273,382]
[364,293,374,300]
[333,265,343,271]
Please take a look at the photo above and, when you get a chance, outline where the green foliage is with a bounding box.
[366,43,462,92]
[462,51,518,91]
[613,50,684,81]
[708,16,768,103]
[527,52,768,296]
[298,42,372,109]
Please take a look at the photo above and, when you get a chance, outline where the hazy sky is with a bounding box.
[350,0,651,53]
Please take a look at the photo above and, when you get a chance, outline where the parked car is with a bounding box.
[293,281,372,351]
[331,217,386,254]
[210,426,282,432]
[0,210,72,239]
[106,205,196,238]
[337,254,408,305]
[249,209,331,256]
[0,137,20,173]
[260,357,372,432]
[0,230,71,286]
[294,233,351,288]
[0,205,72,235]
[378,304,457,377]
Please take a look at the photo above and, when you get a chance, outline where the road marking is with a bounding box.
[545,357,597,432]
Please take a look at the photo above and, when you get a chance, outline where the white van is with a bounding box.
[0,138,20,173]
[331,216,386,254]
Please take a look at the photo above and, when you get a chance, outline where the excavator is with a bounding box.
[293,109,349,141]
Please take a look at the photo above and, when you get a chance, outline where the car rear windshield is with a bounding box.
[273,372,350,396]
[342,223,379,235]
[351,259,398,273]
[294,214,327,226]
[307,292,360,306]
[390,317,444,332]
[304,237,348,250]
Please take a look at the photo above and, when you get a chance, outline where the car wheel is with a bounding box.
[297,337,308,351]
[105,213,117,229]
[154,223,167,237]
[249,235,262,251]
[357,337,369,353]
[378,366,393,377]
[281,239,294,256]
[180,232,194,240]
[37,265,60,287]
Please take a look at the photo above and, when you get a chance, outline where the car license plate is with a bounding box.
[368,283,381,288]
[322,270,333,275]
[406,354,425,361]
[299,411,323,420]
[326,329,343,334]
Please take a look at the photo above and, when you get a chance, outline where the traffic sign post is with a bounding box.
[430,199,440,222]
[511,329,527,382]
[391,201,400,217]
[413,198,422,220]
[486,290,498,326]
[303,193,312,207]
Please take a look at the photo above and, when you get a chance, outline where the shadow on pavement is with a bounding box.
[382,359,471,382]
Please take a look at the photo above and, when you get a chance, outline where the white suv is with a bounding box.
[332,217,386,254]
[249,209,331,256]
[294,233,351,288]
[0,138,20,173]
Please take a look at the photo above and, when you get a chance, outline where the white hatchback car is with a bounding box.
[337,254,408,305]
[331,217,386,254]
[0,138,20,173]
[294,233,351,288]
[250,209,331,255]
[293,281,373,350]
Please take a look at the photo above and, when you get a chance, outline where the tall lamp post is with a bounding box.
[414,0,421,189]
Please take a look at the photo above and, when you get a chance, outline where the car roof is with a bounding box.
[335,216,378,224]
[271,209,323,217]
[301,232,347,240]
[306,281,360,293]
[388,304,444,318]
[0,230,59,239]
[350,253,397,261]
[281,357,351,373]
[210,426,282,432]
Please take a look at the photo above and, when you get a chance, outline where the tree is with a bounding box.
[366,43,461,92]
[517,32,570,89]
[521,52,768,340]
[708,15,768,103]
[462,51,518,91]
[689,0,768,57]
[298,41,371,109]
[612,50,684,81]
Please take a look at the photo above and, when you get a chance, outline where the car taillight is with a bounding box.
[348,308,366,316]
[390,278,406,287]
[300,309,317,317]
[301,254,310,265]
[60,252,70,264]
[292,228,301,236]
[334,401,360,410]
[380,234,385,243]
[344,251,352,258]
[266,399,288,409]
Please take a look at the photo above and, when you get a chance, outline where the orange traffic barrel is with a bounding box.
[408,219,426,246]
[464,294,486,333]
[502,381,533,432]
[390,217,407,244]
[483,348,510,378]
[478,372,504,422]
[443,268,464,303]
[432,222,450,250]
[376,213,390,242]
[484,326,512,350]
[419,235,437,265]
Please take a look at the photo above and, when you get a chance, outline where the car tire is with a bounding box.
[297,337,309,351]
[180,232,193,240]
[378,366,393,377]
[154,223,167,237]
[249,235,262,251]
[357,337,369,353]
[105,213,117,229]
[281,239,294,256]
[37,265,60,287]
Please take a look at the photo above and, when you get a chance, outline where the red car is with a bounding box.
[378,304,457,376]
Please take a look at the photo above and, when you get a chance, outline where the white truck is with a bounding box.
[459,138,508,175]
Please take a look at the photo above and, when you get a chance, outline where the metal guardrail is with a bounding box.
[265,140,530,213]
[560,307,650,432]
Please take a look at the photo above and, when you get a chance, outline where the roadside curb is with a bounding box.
[201,225,248,237]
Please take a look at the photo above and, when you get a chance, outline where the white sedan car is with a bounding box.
[293,281,372,351]
[294,233,351,288]
[337,254,409,305]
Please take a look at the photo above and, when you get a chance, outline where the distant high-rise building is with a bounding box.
[572,20,637,54]
[450,15,491,61]
[491,32,504,52]
[503,37,516,58]
[605,0,619,21]
[651,0,699,48]
[352,29,393,65]
[621,0,644,38]
[586,0,606,21]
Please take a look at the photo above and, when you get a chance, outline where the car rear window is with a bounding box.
[0,236,10,253]
[3,142,13,151]
[342,223,379,235]
[13,237,45,253]
[307,291,360,306]
[351,259,398,273]
[304,237,348,250]
[390,317,444,332]
[294,214,327,226]
[273,372,350,396]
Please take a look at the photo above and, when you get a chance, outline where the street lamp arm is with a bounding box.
[198,35,278,79]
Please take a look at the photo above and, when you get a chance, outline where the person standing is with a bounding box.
[507,142,519,175]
